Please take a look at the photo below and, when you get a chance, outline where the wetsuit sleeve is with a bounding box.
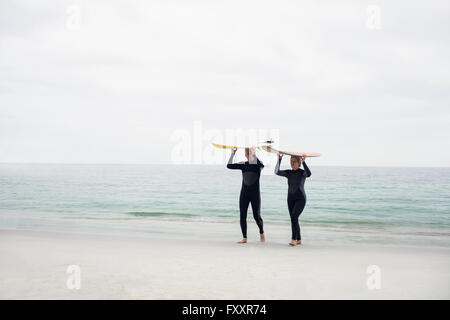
[257,158,264,169]
[302,161,311,177]
[274,158,289,177]
[227,152,244,169]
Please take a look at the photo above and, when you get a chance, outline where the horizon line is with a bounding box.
[0,162,449,168]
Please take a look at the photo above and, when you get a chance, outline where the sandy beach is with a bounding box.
[1,227,449,300]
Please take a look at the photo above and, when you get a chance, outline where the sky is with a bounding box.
[1,0,449,166]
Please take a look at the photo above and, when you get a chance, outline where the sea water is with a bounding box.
[0,164,449,247]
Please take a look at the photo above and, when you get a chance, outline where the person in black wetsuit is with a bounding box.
[274,154,311,246]
[227,147,265,244]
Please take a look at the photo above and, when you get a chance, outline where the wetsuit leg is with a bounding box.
[250,191,264,234]
[287,196,296,240]
[291,197,306,240]
[239,191,250,238]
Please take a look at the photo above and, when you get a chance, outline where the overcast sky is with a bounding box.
[1,0,449,166]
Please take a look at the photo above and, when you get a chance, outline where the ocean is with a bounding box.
[0,164,449,247]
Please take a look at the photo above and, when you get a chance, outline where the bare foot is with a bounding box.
[237,238,247,244]
[289,240,297,246]
[260,234,265,242]
[296,240,302,245]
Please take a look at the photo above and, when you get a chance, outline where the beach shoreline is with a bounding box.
[1,228,449,299]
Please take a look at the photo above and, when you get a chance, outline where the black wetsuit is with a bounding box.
[227,153,264,238]
[275,158,311,240]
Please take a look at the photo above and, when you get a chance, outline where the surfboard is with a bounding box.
[260,146,321,158]
[212,142,271,150]
[212,143,246,149]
